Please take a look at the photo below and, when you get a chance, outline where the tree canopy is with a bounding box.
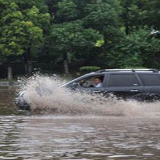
[0,0,160,78]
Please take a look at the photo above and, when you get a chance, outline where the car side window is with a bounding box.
[108,74,139,87]
[77,75,104,88]
[139,74,160,86]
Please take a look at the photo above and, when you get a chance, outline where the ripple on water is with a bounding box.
[0,115,160,160]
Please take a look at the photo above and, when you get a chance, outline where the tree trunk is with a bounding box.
[24,48,32,75]
[125,23,129,35]
[24,58,28,74]
[28,61,33,75]
[64,53,69,75]
[64,59,69,75]
[7,61,13,80]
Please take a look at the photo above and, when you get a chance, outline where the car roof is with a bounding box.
[61,69,160,87]
[94,68,160,74]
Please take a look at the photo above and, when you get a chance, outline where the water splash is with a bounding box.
[16,74,160,117]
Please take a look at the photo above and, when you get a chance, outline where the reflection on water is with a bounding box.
[1,116,160,160]
[1,88,160,160]
[0,87,19,115]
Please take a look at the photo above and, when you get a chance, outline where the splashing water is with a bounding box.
[16,74,160,117]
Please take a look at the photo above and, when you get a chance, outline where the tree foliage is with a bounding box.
[0,0,160,78]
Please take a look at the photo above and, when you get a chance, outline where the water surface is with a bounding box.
[1,88,160,160]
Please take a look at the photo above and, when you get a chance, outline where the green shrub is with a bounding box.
[79,66,101,74]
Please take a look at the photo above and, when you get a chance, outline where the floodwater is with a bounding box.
[1,86,160,160]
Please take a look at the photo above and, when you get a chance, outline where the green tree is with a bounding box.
[120,0,148,34]
[0,1,24,79]
[45,0,122,74]
[15,0,50,75]
[143,0,160,30]
[48,20,103,74]
[107,28,160,68]
[0,0,50,79]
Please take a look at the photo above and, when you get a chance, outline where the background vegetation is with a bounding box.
[0,0,160,79]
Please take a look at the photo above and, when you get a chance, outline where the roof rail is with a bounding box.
[96,69,159,73]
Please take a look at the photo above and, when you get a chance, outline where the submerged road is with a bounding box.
[0,88,160,160]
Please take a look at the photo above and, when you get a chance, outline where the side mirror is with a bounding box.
[71,82,79,88]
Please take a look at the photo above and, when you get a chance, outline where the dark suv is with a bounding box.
[64,69,160,101]
[15,68,160,110]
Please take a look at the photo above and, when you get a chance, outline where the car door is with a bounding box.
[138,73,160,94]
[104,73,144,99]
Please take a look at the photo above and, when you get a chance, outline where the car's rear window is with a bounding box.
[108,74,139,87]
[139,74,160,86]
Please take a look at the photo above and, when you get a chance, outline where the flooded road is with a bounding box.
[0,87,19,115]
[1,88,160,160]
